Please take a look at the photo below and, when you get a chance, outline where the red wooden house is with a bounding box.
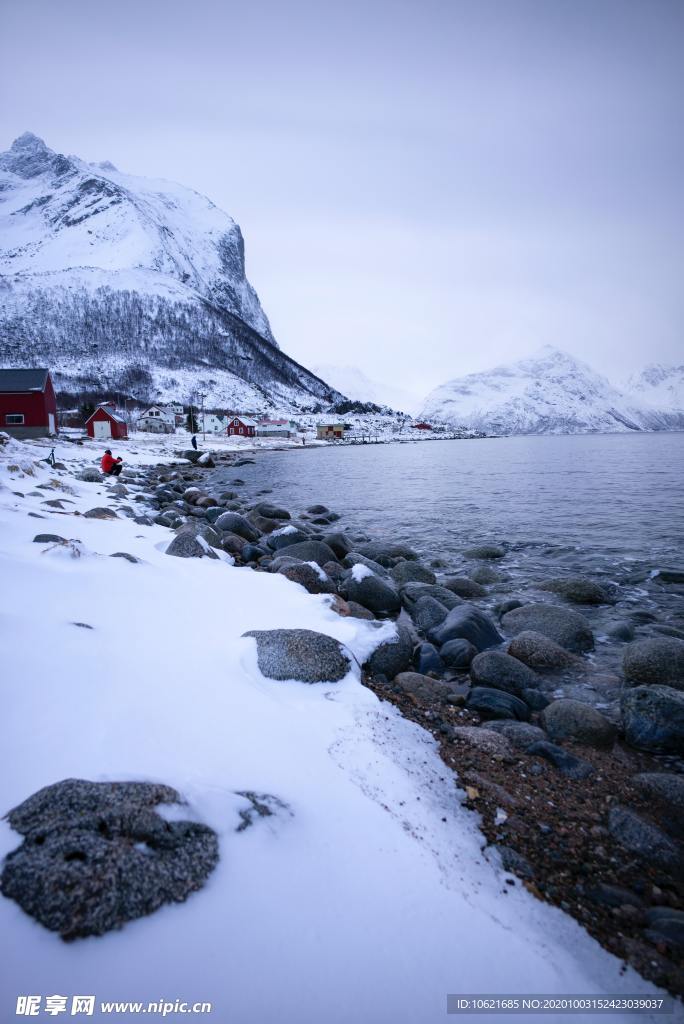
[411,421,433,430]
[0,368,58,438]
[227,415,257,437]
[85,403,128,441]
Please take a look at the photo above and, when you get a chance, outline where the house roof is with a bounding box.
[0,368,50,393]
[234,416,258,427]
[86,405,126,424]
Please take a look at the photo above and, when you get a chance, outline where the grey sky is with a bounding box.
[2,0,682,398]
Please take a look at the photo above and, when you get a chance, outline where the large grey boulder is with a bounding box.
[621,685,684,754]
[429,603,503,652]
[463,544,506,560]
[213,511,260,542]
[502,603,594,653]
[344,573,401,615]
[272,540,339,568]
[364,623,414,678]
[243,628,351,682]
[267,529,312,552]
[393,672,456,702]
[623,637,684,690]
[175,520,223,548]
[342,552,391,578]
[321,532,353,558]
[166,533,219,559]
[481,721,547,751]
[409,596,450,634]
[440,638,477,670]
[414,642,445,675]
[507,631,578,670]
[538,577,614,605]
[84,506,117,520]
[252,502,290,520]
[0,779,218,939]
[357,541,418,562]
[541,699,617,749]
[469,650,539,697]
[466,687,530,721]
[607,805,682,872]
[632,773,684,838]
[78,467,101,482]
[390,561,436,587]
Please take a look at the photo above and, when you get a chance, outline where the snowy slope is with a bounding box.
[0,438,669,1023]
[0,133,341,409]
[624,364,684,429]
[419,346,680,435]
[311,363,419,414]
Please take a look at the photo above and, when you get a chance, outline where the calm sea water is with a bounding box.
[214,432,684,571]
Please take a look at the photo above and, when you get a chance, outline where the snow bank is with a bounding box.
[0,440,671,1023]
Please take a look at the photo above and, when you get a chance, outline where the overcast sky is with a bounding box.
[2,0,682,399]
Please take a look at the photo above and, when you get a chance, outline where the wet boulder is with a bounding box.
[507,631,578,670]
[252,502,290,520]
[271,540,339,568]
[621,685,684,754]
[342,552,391,578]
[213,511,260,543]
[0,779,218,939]
[267,529,312,551]
[414,642,445,675]
[632,773,684,839]
[322,532,354,559]
[357,541,419,562]
[469,650,539,697]
[466,687,530,721]
[463,544,506,560]
[243,628,351,683]
[400,582,463,613]
[502,604,594,653]
[481,721,547,751]
[623,637,684,690]
[409,595,450,634]
[441,576,487,600]
[526,742,594,780]
[390,561,436,587]
[277,562,336,595]
[541,699,617,749]
[344,572,401,615]
[429,603,503,652]
[440,638,477,670]
[538,577,614,605]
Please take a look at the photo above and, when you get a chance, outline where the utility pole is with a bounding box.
[199,391,207,442]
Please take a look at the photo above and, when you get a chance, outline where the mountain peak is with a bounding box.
[0,131,68,180]
[10,132,49,153]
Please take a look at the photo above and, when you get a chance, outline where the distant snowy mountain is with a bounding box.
[623,364,684,429]
[0,133,342,409]
[311,364,419,413]
[419,345,681,435]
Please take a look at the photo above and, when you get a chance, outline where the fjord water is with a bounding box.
[213,432,684,696]
[220,432,683,569]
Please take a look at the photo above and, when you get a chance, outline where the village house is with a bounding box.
[411,421,433,431]
[316,423,346,440]
[85,402,128,441]
[138,406,176,433]
[256,418,298,438]
[0,368,58,438]
[200,413,227,434]
[227,415,257,437]
[168,403,185,426]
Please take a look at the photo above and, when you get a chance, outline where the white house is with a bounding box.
[138,406,176,433]
[200,413,227,434]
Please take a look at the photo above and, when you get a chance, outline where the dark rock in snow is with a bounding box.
[277,562,336,595]
[244,628,351,683]
[110,552,139,564]
[623,637,684,690]
[342,552,391,577]
[274,540,339,568]
[440,638,478,670]
[621,685,684,754]
[541,699,617,749]
[526,741,595,780]
[33,533,67,544]
[166,533,218,559]
[267,529,311,551]
[0,779,219,939]
[496,845,535,879]
[344,573,401,615]
[607,805,682,872]
[507,630,578,670]
[220,532,247,556]
[501,603,594,653]
[84,507,117,520]
[466,687,530,721]
[469,650,539,696]
[365,624,414,678]
[429,603,503,652]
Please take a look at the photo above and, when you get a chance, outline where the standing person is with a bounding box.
[101,449,123,476]
[191,434,198,450]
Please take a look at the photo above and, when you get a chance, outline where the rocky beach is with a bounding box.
[1,431,682,1019]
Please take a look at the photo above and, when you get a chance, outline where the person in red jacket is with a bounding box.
[101,449,123,476]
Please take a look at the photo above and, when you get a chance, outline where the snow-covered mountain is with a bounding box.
[623,364,684,429]
[419,346,683,435]
[310,364,419,414]
[0,132,342,409]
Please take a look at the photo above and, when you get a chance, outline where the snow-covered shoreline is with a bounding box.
[0,435,676,1023]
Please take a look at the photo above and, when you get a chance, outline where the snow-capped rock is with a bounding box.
[0,132,341,409]
[419,346,681,435]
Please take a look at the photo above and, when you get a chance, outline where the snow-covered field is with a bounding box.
[0,436,675,1023]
